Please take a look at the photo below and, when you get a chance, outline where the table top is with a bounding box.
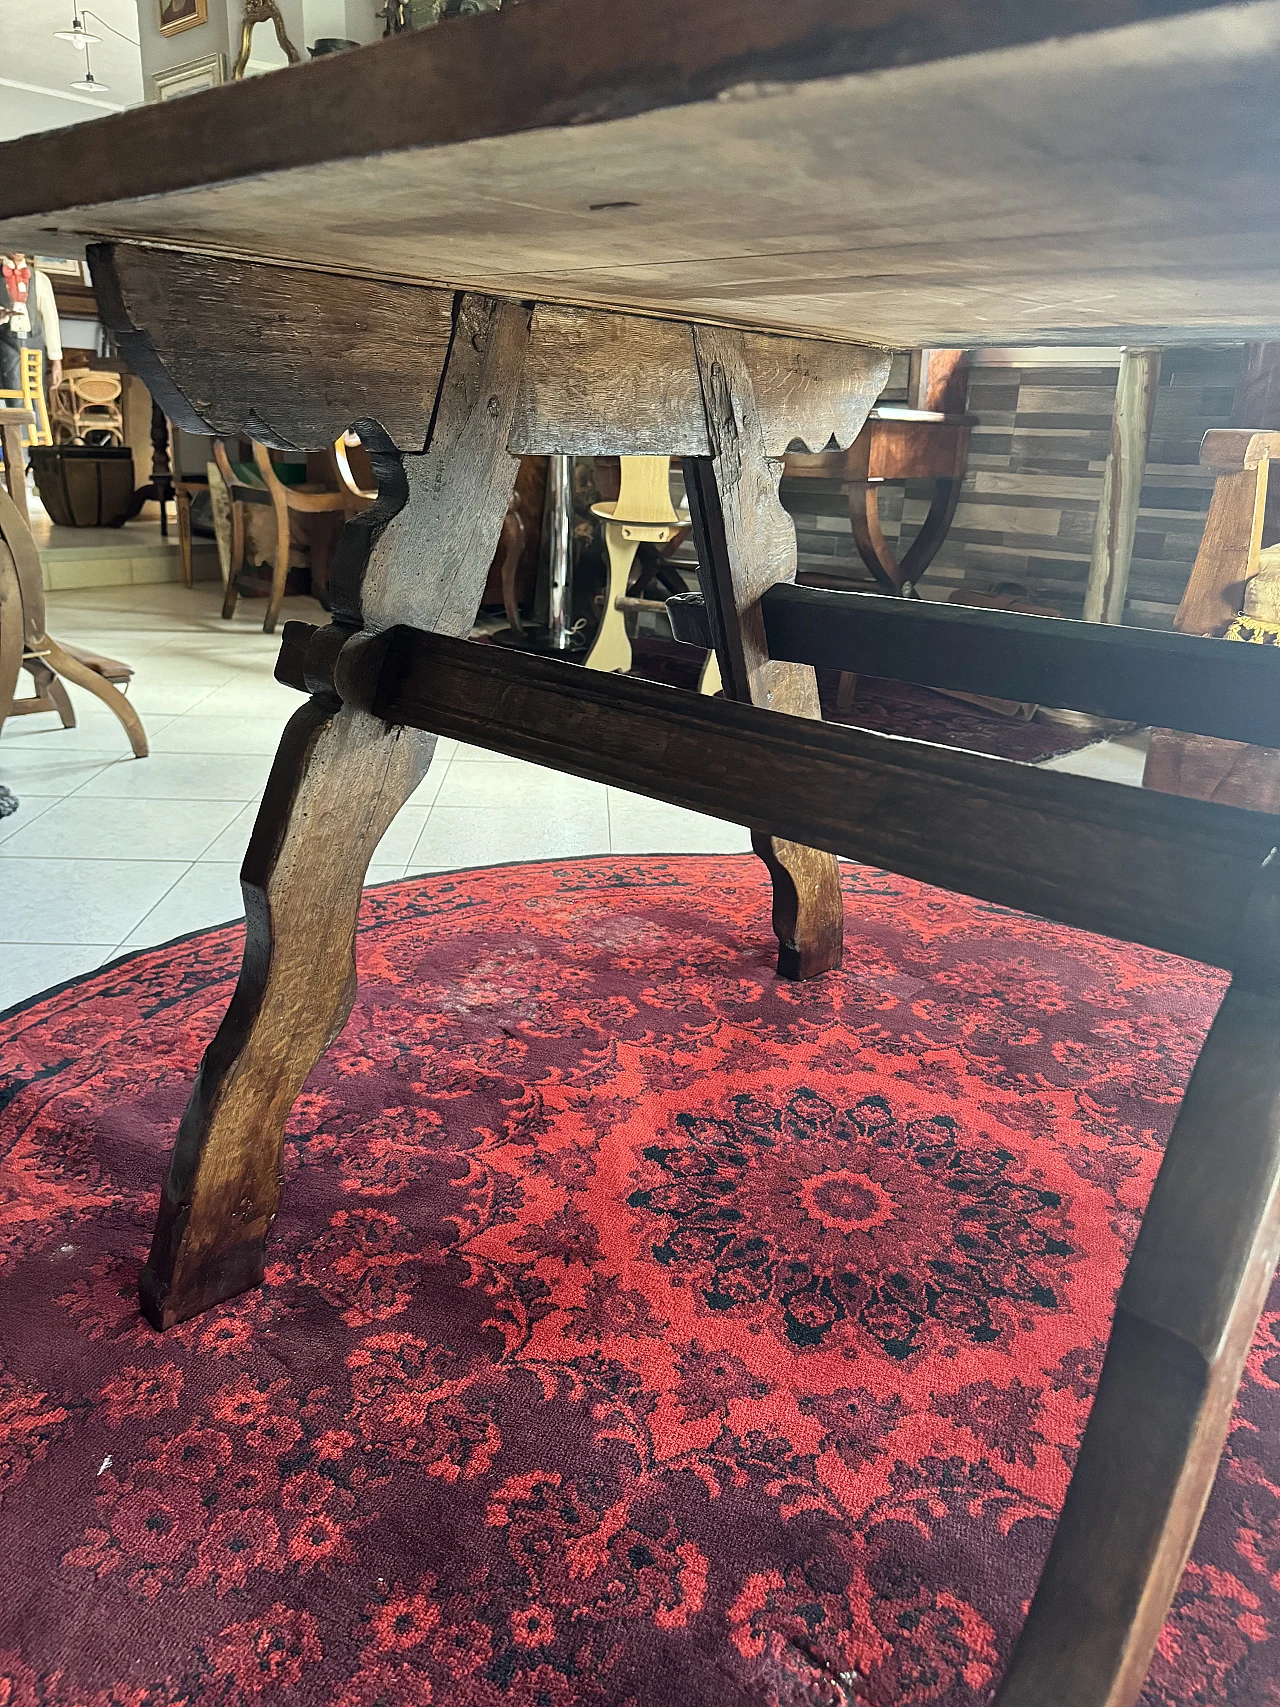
[2,0,1279,348]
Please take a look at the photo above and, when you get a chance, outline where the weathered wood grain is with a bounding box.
[511,307,708,455]
[140,296,530,1329]
[91,243,454,450]
[5,2,1280,345]
[273,621,1280,975]
[993,976,1280,1707]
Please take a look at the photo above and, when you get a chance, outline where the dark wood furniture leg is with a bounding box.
[140,296,530,1328]
[685,324,843,979]
[849,473,965,594]
[994,967,1280,1707]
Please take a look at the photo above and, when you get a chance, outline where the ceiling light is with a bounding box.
[70,42,107,92]
[55,14,100,47]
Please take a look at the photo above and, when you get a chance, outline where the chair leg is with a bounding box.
[993,972,1280,1707]
[497,503,527,636]
[140,293,530,1329]
[221,500,245,620]
[684,324,844,980]
[847,479,903,592]
[263,484,292,634]
[29,659,76,728]
[583,523,638,673]
[41,637,147,756]
[177,488,193,588]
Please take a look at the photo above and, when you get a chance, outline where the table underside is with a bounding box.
[2,0,1280,345]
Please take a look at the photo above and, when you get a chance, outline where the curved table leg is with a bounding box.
[140,699,434,1326]
[141,294,530,1328]
[994,973,1280,1707]
[685,325,844,980]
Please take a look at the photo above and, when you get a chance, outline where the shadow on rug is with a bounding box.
[0,855,1271,1706]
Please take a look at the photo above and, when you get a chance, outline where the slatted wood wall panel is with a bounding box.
[779,347,1244,629]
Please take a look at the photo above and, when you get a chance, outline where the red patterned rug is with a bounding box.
[0,855,1275,1707]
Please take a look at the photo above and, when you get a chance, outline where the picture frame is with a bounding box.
[157,0,208,38]
[152,51,225,100]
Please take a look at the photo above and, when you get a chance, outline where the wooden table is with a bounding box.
[6,5,1280,1703]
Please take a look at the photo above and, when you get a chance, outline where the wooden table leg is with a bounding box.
[0,420,29,527]
[140,296,530,1328]
[684,325,843,979]
[994,970,1280,1707]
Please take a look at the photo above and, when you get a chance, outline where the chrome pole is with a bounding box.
[547,453,573,650]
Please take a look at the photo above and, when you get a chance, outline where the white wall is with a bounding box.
[0,0,141,140]
[136,0,380,91]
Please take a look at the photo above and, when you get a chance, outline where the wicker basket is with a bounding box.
[29,445,136,528]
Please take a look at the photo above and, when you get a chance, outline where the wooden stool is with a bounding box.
[0,476,148,756]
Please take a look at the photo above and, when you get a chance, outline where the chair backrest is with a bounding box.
[0,352,52,448]
[20,350,52,445]
[67,371,123,408]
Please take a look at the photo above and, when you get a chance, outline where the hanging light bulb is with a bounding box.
[55,11,101,47]
[70,39,108,91]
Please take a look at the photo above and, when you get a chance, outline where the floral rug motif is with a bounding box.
[0,854,1272,1706]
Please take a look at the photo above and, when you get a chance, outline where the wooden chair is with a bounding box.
[0,349,52,450]
[1144,428,1280,809]
[0,473,147,755]
[49,368,125,445]
[216,438,371,633]
[582,455,717,687]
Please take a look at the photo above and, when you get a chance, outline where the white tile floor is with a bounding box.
[0,582,1148,1014]
[0,582,752,1010]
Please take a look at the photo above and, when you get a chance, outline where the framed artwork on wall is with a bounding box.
[158,0,208,37]
[152,51,224,98]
